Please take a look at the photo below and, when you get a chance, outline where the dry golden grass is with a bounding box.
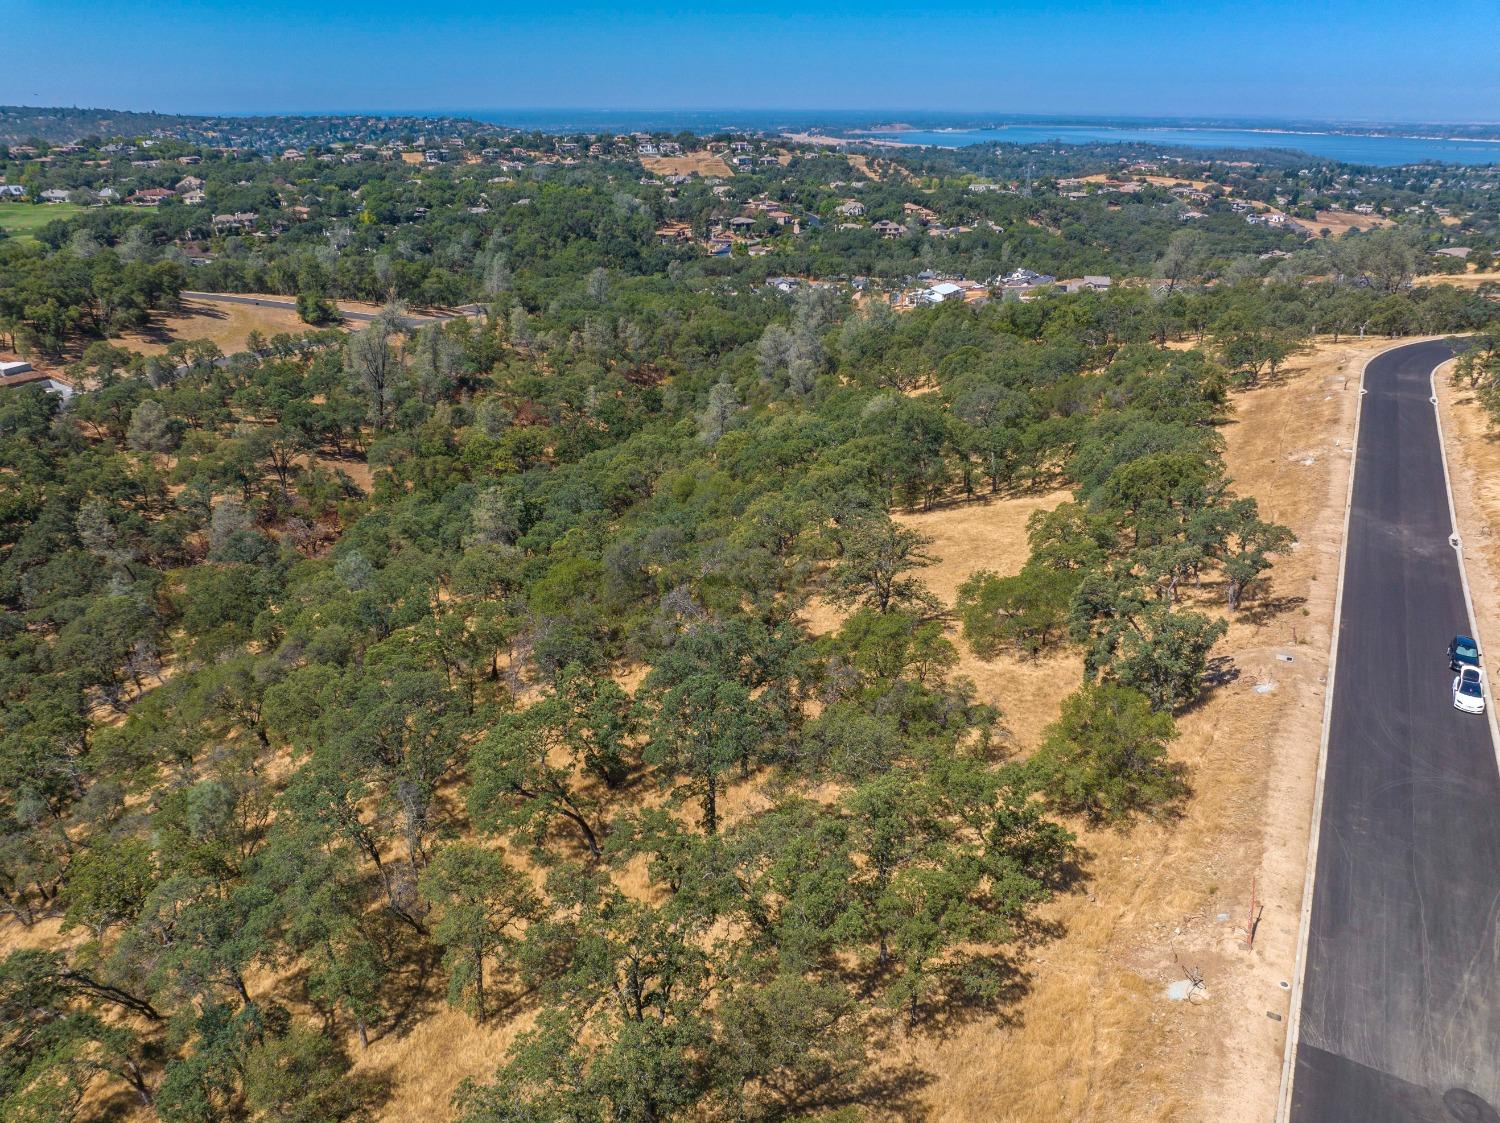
[1308,209,1395,237]
[114,296,311,356]
[641,153,733,178]
[113,293,472,359]
[846,153,913,182]
[1080,173,1220,193]
[894,490,1079,752]
[1419,269,1500,290]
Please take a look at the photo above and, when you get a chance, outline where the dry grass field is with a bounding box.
[1307,209,1395,237]
[846,153,913,182]
[1419,269,1500,290]
[1080,173,1221,193]
[113,295,311,355]
[111,293,466,359]
[640,152,734,178]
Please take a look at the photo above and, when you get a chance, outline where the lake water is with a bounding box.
[436,109,1500,167]
[860,125,1500,167]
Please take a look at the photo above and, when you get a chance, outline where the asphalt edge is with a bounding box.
[1272,338,1413,1121]
[1428,352,1500,770]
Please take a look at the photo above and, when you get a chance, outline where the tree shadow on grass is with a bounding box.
[1239,592,1308,628]
[370,925,444,1043]
[1174,656,1241,722]
[753,1049,936,1122]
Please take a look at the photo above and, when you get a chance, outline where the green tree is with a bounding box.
[296,289,340,327]
[1029,682,1183,822]
[826,516,940,617]
[957,564,1081,657]
[420,844,539,1020]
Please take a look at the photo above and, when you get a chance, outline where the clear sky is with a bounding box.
[10,0,1499,123]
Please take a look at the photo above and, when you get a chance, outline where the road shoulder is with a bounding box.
[1434,363,1500,752]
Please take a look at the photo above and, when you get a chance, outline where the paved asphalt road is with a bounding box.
[1291,339,1500,1122]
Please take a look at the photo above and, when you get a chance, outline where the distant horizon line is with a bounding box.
[9,104,1500,130]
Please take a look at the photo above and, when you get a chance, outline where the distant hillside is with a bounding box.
[0,105,490,150]
[0,106,191,144]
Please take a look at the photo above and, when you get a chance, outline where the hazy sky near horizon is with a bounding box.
[13,0,1500,122]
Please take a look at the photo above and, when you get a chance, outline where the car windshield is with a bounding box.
[1457,641,1479,658]
[1460,673,1483,696]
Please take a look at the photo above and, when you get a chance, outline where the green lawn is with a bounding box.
[0,202,87,243]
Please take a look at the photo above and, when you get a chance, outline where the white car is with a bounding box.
[1453,665,1486,714]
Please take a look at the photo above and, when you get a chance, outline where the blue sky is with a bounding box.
[11,0,1500,122]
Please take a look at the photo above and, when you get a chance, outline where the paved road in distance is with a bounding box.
[1291,339,1500,1123]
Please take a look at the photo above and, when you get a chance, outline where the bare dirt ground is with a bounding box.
[641,153,733,178]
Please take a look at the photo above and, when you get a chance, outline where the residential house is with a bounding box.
[1058,276,1112,294]
[872,220,907,238]
[1,362,75,400]
[212,211,258,232]
[835,199,865,218]
[39,188,71,204]
[127,187,174,206]
[177,176,205,193]
[998,268,1056,293]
